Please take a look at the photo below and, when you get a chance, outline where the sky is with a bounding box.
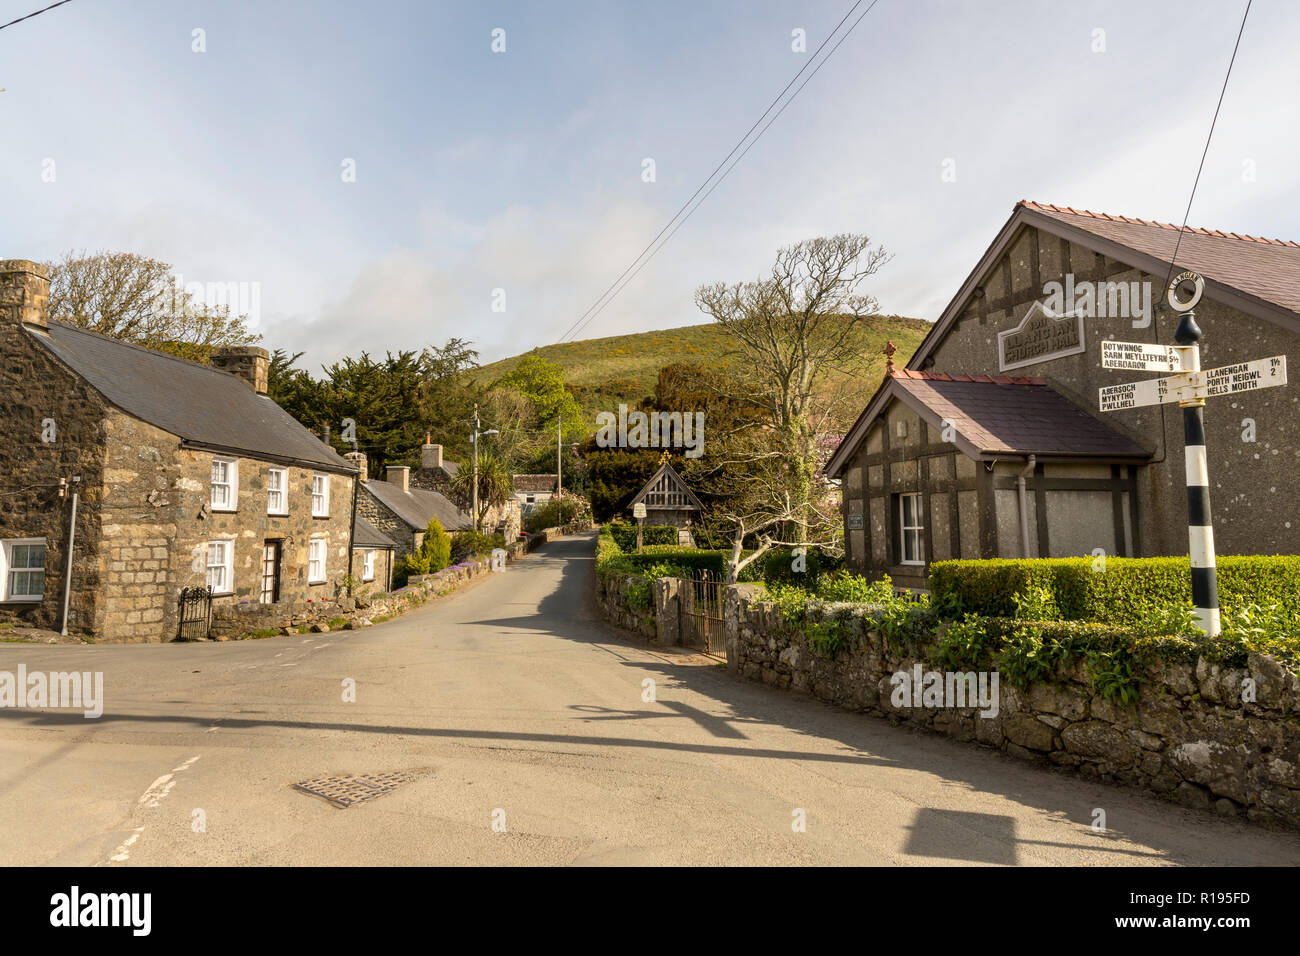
[2,0,1297,370]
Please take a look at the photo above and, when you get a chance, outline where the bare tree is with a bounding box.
[694,233,890,450]
[692,235,886,581]
[45,250,260,360]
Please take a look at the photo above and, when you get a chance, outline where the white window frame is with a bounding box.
[898,493,925,566]
[267,467,288,516]
[211,458,238,512]
[206,540,234,595]
[311,473,330,517]
[362,549,375,582]
[1,537,47,602]
[308,537,327,584]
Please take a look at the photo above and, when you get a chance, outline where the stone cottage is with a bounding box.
[352,513,397,593]
[353,458,472,558]
[0,259,360,641]
[512,474,556,515]
[825,202,1300,589]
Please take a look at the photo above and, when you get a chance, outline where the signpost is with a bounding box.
[632,501,646,552]
[1097,271,1290,636]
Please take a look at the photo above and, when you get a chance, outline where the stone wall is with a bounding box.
[0,294,107,635]
[728,589,1300,829]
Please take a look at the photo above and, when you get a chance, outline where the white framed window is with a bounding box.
[267,467,288,515]
[206,540,234,594]
[898,493,925,565]
[311,473,329,517]
[362,549,375,582]
[211,458,238,511]
[2,538,46,602]
[308,537,326,583]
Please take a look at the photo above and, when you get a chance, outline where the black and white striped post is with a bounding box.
[1168,271,1220,637]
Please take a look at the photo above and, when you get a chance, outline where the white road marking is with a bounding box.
[108,827,144,863]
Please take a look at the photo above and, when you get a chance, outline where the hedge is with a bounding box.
[928,555,1300,626]
[595,528,764,581]
[604,519,681,552]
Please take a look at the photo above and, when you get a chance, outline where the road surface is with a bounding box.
[1,531,1297,866]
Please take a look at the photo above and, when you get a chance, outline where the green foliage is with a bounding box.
[450,530,505,564]
[394,518,452,586]
[928,614,995,672]
[581,444,662,522]
[449,450,514,527]
[928,555,1300,626]
[494,354,586,436]
[624,577,653,613]
[524,491,592,533]
[761,546,841,588]
[605,519,679,551]
[817,570,894,604]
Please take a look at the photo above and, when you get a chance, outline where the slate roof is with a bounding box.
[1018,201,1300,316]
[362,478,472,533]
[513,474,557,494]
[826,371,1150,477]
[888,371,1149,460]
[26,321,356,473]
[352,514,398,550]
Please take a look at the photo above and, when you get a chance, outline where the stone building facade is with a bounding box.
[0,260,359,641]
[826,202,1300,587]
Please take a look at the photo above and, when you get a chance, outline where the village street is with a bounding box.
[1,532,1297,867]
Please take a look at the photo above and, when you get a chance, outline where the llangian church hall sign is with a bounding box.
[997,301,1086,371]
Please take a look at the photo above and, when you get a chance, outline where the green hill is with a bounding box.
[474,315,932,422]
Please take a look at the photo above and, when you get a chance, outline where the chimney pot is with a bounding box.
[386,465,410,492]
[0,260,49,329]
[421,442,443,471]
[209,345,270,395]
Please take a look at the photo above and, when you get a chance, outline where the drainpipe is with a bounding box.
[1017,455,1036,559]
[60,476,80,636]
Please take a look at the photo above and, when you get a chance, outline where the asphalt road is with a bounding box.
[1,530,1297,866]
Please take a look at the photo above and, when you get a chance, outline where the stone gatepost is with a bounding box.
[652,577,680,646]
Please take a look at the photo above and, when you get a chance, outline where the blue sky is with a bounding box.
[2,0,1296,369]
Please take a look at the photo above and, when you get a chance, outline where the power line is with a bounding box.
[0,0,74,32]
[1163,0,1252,288]
[565,0,883,344]
[557,0,881,343]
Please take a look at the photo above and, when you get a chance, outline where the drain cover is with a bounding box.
[292,769,431,808]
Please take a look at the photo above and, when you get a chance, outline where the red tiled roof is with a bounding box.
[890,375,1149,459]
[1017,200,1300,314]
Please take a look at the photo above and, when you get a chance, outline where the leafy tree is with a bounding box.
[45,250,261,361]
[448,449,513,527]
[394,518,452,585]
[494,353,585,437]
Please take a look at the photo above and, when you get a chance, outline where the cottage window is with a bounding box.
[308,537,326,583]
[897,493,925,565]
[267,467,288,515]
[211,458,238,511]
[206,540,233,594]
[311,474,329,517]
[362,549,375,582]
[2,538,46,602]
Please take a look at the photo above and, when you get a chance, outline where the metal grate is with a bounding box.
[178,586,213,641]
[291,769,432,809]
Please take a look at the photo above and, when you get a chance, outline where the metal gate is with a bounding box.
[679,569,725,656]
[178,586,212,641]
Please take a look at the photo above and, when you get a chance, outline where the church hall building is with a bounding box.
[825,201,1300,590]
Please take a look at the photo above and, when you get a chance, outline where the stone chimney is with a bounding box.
[0,260,49,329]
[386,465,409,492]
[209,345,269,395]
[344,451,367,482]
[421,440,443,471]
